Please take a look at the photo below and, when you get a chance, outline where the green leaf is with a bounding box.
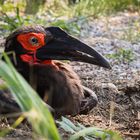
[56,120,76,133]
[0,54,61,140]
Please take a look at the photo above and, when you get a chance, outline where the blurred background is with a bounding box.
[0,0,140,36]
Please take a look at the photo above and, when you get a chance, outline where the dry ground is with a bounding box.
[0,12,140,140]
[70,12,140,140]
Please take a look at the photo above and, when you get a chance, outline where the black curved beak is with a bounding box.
[36,27,111,69]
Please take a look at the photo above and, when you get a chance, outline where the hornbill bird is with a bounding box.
[1,25,111,117]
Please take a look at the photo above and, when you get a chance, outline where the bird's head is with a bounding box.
[5,25,111,68]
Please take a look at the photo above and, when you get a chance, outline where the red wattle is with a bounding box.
[41,60,59,70]
[20,54,59,70]
[20,54,33,63]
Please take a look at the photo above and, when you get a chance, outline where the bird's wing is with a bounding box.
[0,90,20,114]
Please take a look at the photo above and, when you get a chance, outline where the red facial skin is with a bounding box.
[17,32,57,68]
[17,32,59,69]
[17,33,45,51]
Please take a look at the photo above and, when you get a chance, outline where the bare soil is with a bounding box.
[70,12,140,140]
[0,12,140,140]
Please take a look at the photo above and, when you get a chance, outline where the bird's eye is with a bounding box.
[29,37,39,45]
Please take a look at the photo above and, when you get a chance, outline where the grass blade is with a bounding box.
[0,54,61,140]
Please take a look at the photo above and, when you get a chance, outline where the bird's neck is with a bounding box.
[41,60,59,70]
[41,60,53,65]
[20,54,59,69]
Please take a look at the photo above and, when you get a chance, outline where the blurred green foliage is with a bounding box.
[0,0,140,36]
[25,0,46,14]
[0,54,61,140]
[0,7,24,31]
[122,21,140,43]
[57,117,122,140]
[107,48,135,63]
